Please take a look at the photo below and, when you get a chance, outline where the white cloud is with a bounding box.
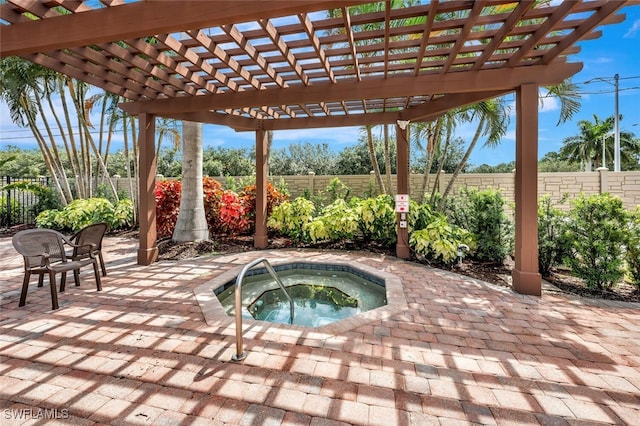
[539,94,559,113]
[624,19,640,38]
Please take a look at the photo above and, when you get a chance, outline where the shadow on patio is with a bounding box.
[1,237,639,425]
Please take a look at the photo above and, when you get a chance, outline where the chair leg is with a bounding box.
[19,271,31,307]
[98,252,107,276]
[49,271,59,310]
[38,273,44,288]
[60,272,67,292]
[93,260,102,291]
[73,269,81,287]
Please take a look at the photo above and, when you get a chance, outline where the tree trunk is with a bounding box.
[366,125,385,194]
[438,116,487,211]
[173,121,209,242]
[383,124,392,195]
[429,121,451,205]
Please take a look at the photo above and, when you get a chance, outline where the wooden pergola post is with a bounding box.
[254,129,269,249]
[513,83,541,295]
[137,113,158,265]
[396,121,410,259]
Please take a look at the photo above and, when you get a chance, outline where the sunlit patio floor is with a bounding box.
[1,236,639,425]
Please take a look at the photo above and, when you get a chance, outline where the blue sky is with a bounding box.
[1,3,639,167]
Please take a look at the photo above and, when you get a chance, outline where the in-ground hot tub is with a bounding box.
[214,262,387,327]
[193,254,408,336]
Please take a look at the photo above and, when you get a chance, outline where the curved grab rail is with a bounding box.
[232,257,294,361]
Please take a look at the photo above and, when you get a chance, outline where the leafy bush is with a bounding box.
[409,200,437,232]
[0,195,20,226]
[306,199,359,243]
[445,188,511,263]
[410,215,474,265]
[267,197,315,242]
[537,194,570,277]
[209,190,251,236]
[239,181,289,233]
[356,194,396,245]
[155,180,182,239]
[36,198,133,232]
[564,193,628,290]
[625,207,640,288]
[408,200,475,265]
[326,177,350,203]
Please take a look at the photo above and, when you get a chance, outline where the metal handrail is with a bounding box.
[232,257,294,361]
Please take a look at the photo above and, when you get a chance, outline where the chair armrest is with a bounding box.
[62,235,97,251]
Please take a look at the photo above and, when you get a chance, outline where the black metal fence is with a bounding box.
[1,176,51,229]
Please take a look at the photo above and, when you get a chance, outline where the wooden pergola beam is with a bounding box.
[120,62,581,115]
[0,0,369,57]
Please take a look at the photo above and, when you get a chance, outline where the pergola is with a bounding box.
[1,0,631,296]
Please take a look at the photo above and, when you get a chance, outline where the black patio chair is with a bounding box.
[69,222,109,277]
[12,229,102,310]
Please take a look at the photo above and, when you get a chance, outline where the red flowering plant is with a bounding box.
[155,180,182,239]
[240,182,289,233]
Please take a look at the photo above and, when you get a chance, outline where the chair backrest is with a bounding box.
[12,229,68,269]
[72,222,108,255]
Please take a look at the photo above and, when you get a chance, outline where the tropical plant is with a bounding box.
[267,197,316,242]
[559,114,636,171]
[626,207,640,288]
[306,199,360,243]
[0,195,20,227]
[564,193,628,290]
[444,188,512,263]
[537,194,570,277]
[36,198,133,232]
[438,99,509,209]
[410,215,474,265]
[155,180,182,239]
[356,195,397,245]
[239,181,289,234]
[173,121,209,242]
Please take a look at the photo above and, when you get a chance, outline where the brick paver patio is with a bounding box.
[1,236,639,425]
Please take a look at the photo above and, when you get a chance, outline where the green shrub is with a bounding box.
[564,193,628,290]
[445,188,511,263]
[36,198,133,232]
[408,200,475,265]
[625,207,640,288]
[410,215,474,265]
[537,194,570,277]
[306,199,359,243]
[356,194,396,245]
[267,197,315,242]
[409,200,437,232]
[326,177,350,203]
[0,195,20,226]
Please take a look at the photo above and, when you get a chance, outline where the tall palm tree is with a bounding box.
[172,121,209,242]
[438,98,509,210]
[0,57,73,204]
[560,114,636,171]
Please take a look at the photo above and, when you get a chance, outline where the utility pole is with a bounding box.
[614,73,620,172]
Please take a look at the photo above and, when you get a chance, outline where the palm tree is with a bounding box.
[0,57,72,204]
[438,98,509,210]
[172,121,209,242]
[560,114,637,171]
[361,125,386,194]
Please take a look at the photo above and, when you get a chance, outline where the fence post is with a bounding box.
[6,176,11,227]
[597,167,609,194]
[308,171,315,195]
